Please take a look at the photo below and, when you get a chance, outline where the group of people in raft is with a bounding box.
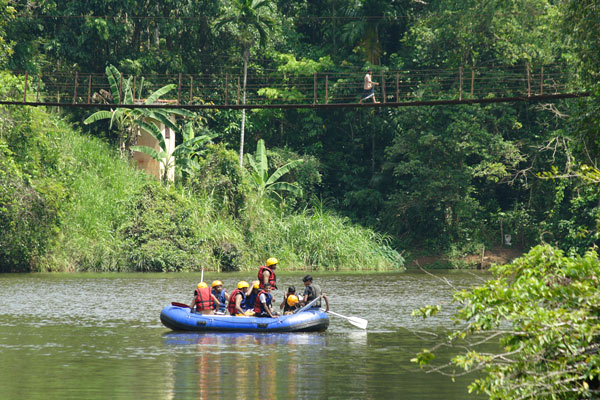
[189,257,330,318]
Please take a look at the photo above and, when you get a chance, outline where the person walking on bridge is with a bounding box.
[360,68,379,104]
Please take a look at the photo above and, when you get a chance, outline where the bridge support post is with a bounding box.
[459,66,463,101]
[382,71,386,103]
[72,71,78,104]
[396,72,399,103]
[23,71,28,103]
[471,69,474,99]
[313,73,317,105]
[325,75,328,104]
[526,62,531,97]
[540,66,544,95]
[178,73,182,105]
[190,76,193,103]
[119,73,123,103]
[225,73,229,105]
[36,74,40,102]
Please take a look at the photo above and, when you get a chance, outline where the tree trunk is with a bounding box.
[239,48,249,167]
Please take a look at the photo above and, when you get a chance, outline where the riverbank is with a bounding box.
[0,76,403,273]
[406,246,524,269]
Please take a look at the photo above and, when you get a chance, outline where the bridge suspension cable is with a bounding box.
[0,64,587,110]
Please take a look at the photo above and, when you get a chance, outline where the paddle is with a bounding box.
[293,295,322,314]
[323,309,368,330]
[171,302,190,308]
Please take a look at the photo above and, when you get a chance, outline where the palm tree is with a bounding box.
[215,0,275,167]
[246,139,303,199]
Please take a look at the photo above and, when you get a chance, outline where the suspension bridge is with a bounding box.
[0,64,588,110]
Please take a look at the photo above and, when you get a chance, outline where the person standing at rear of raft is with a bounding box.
[258,257,278,290]
[300,275,330,312]
[359,68,379,104]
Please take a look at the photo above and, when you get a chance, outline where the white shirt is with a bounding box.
[364,73,373,90]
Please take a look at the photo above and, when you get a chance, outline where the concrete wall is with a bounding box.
[131,117,176,182]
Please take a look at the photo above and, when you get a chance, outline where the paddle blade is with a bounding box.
[326,310,368,330]
[171,302,190,308]
[348,317,368,330]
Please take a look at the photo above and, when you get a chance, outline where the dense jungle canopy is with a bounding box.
[1,0,600,273]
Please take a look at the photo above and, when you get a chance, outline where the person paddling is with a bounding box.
[190,282,221,315]
[254,283,279,318]
[300,275,330,312]
[258,257,278,290]
[228,281,253,316]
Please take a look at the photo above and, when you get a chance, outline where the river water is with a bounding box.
[0,271,489,399]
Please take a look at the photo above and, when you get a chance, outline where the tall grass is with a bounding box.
[42,125,151,271]
[242,196,404,271]
[24,113,403,272]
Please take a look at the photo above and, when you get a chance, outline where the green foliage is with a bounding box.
[243,196,404,270]
[246,139,304,199]
[383,104,524,249]
[414,245,600,399]
[188,143,249,215]
[0,0,15,67]
[406,0,561,68]
[0,141,65,272]
[120,183,217,272]
[45,129,151,272]
[266,146,322,209]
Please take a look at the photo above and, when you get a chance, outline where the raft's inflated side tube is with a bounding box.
[160,305,329,332]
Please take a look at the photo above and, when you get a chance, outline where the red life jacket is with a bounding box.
[227,289,245,315]
[253,290,272,314]
[257,266,277,289]
[194,287,212,311]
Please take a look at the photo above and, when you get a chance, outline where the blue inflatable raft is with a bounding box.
[160,305,329,333]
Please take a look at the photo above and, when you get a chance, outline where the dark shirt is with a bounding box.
[303,284,322,307]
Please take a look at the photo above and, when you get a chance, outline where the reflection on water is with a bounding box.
[163,332,328,399]
[0,271,488,399]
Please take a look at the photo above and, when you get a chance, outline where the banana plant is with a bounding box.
[84,65,193,158]
[245,139,303,198]
[131,121,216,182]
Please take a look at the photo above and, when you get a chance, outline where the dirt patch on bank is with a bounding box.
[408,246,524,269]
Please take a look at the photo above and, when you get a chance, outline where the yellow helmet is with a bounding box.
[252,280,260,289]
[211,280,223,288]
[266,257,278,267]
[197,282,208,288]
[287,294,299,307]
[237,281,249,289]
